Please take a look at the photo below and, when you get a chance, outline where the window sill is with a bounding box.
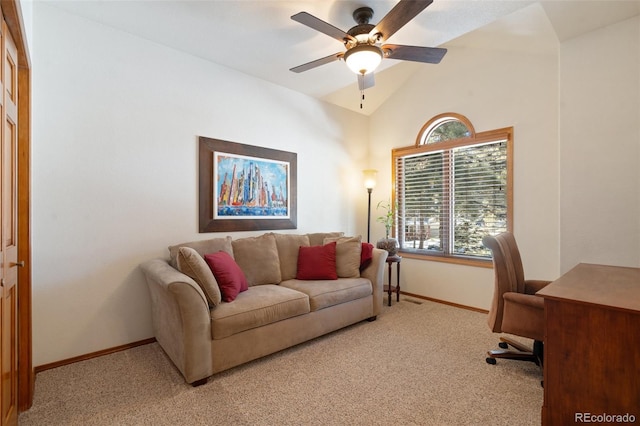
[398,251,493,268]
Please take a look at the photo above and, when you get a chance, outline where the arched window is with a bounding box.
[419,113,474,144]
[392,113,512,265]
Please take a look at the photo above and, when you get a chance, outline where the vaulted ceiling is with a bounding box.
[45,0,640,115]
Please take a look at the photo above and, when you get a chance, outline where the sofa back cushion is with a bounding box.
[232,233,282,286]
[306,232,344,247]
[168,236,233,268]
[272,233,310,281]
[176,247,222,306]
[324,235,362,278]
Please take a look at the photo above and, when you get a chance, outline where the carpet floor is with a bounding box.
[20,298,543,425]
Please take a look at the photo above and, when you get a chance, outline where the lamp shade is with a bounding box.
[344,45,383,75]
[362,169,378,190]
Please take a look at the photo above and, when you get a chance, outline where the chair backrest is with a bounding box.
[482,232,526,333]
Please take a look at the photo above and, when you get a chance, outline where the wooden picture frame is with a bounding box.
[199,136,297,233]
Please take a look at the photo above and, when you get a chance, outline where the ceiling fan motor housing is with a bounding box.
[347,24,375,39]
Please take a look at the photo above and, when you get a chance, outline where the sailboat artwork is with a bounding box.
[214,152,290,218]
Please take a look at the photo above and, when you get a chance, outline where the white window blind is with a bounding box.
[395,139,508,259]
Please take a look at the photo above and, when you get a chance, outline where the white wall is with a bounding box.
[368,35,560,310]
[31,4,369,366]
[559,16,640,271]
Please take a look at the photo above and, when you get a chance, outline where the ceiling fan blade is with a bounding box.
[370,0,433,43]
[358,73,375,91]
[291,12,355,44]
[382,44,447,64]
[290,52,343,73]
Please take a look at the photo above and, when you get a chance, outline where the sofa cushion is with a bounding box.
[306,232,344,247]
[168,236,233,268]
[232,233,282,286]
[272,233,310,281]
[176,247,222,306]
[280,278,372,312]
[296,242,337,280]
[210,285,310,339]
[324,235,362,278]
[204,251,248,302]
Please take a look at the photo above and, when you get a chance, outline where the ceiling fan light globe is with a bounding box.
[344,45,383,75]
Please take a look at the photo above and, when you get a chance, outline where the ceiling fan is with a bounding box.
[290,0,447,95]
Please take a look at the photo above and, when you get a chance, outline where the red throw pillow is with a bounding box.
[360,242,374,272]
[204,251,248,302]
[296,242,338,280]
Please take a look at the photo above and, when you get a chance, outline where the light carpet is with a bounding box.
[19,298,543,425]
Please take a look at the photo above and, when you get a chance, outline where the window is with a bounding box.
[392,113,512,265]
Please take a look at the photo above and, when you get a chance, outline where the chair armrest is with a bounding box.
[524,279,552,295]
[503,292,545,309]
[359,248,388,316]
[502,292,545,341]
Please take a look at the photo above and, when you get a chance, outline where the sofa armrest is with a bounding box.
[140,259,213,383]
[359,248,388,316]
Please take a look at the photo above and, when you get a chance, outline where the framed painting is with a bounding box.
[199,137,297,232]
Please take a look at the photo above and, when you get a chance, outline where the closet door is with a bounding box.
[0,17,18,426]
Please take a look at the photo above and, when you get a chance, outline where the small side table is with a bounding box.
[385,255,402,306]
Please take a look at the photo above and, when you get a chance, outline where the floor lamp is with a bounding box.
[362,169,377,243]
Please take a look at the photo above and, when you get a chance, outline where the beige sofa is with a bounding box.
[140,232,388,385]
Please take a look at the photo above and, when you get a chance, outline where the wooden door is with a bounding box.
[0,17,18,426]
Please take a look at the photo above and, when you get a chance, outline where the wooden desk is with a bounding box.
[537,263,640,425]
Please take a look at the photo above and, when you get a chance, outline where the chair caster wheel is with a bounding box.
[498,342,508,349]
[486,357,496,365]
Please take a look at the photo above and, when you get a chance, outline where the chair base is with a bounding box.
[486,337,543,366]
